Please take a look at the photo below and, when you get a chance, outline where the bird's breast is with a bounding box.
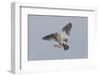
[61,32,69,40]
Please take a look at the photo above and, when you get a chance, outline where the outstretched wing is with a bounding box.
[42,33,56,41]
[62,23,72,35]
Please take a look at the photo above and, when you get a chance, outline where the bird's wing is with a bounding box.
[62,23,72,35]
[42,33,56,41]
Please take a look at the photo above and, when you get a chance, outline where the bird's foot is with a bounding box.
[54,45,63,48]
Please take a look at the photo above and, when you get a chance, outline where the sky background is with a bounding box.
[28,15,88,61]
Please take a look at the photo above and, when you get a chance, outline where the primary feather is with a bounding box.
[62,23,72,35]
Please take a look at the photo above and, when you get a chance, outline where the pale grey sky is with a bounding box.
[28,15,88,61]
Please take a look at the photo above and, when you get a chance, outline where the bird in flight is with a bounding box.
[42,23,72,51]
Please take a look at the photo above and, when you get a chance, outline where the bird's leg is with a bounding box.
[58,45,63,48]
[53,43,63,48]
[54,45,63,48]
[54,44,59,47]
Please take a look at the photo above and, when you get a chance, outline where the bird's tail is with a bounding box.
[62,44,69,51]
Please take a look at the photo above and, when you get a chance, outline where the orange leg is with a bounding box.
[54,44,63,48]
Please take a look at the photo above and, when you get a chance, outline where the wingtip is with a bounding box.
[68,22,72,25]
[42,36,46,40]
[68,23,72,27]
[42,36,50,40]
